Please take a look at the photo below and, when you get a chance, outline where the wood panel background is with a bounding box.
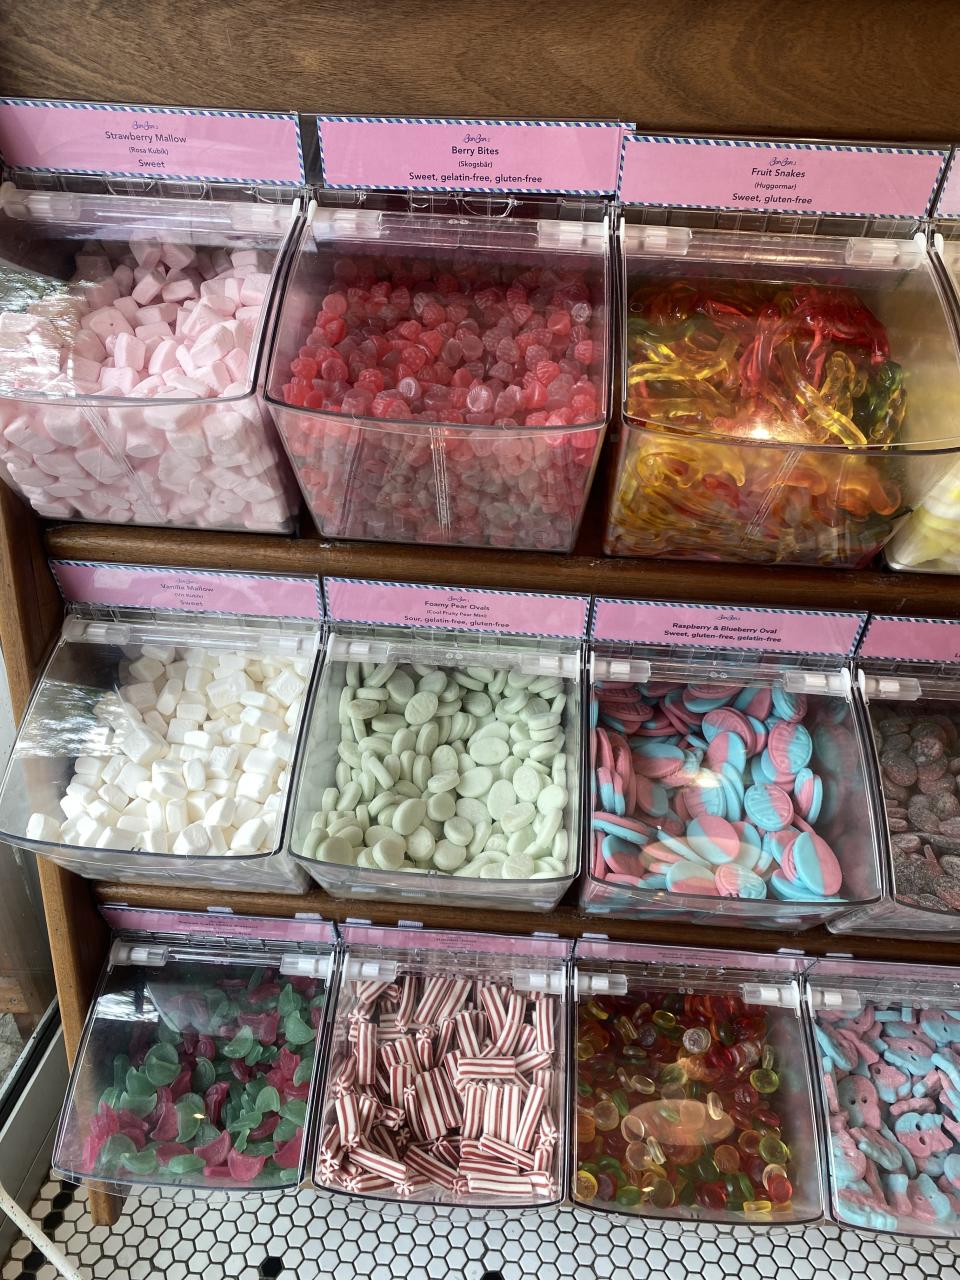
[0,0,958,144]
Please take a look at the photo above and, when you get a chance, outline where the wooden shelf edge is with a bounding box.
[92,879,960,967]
[42,519,960,617]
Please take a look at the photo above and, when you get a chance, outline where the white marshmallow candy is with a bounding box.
[25,640,310,868]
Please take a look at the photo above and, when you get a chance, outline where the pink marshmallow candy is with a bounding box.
[0,234,297,534]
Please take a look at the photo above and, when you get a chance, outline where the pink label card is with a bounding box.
[618,135,948,218]
[859,614,960,663]
[0,98,304,185]
[101,905,335,946]
[592,598,866,657]
[325,578,589,639]
[316,116,631,194]
[936,149,960,218]
[51,561,323,620]
[576,937,805,976]
[339,922,571,960]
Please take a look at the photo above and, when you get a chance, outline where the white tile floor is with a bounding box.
[4,1174,960,1280]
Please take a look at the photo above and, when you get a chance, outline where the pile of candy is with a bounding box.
[816,999,960,1231]
[886,459,960,574]
[25,640,309,869]
[872,705,960,915]
[295,659,573,884]
[315,966,562,1201]
[606,280,908,566]
[272,255,606,548]
[0,237,296,530]
[72,963,322,1187]
[588,678,864,910]
[574,986,796,1218]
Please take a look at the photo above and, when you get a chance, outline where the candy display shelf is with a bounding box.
[3,0,960,1257]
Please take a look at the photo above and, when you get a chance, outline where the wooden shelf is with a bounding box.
[43,517,960,617]
[93,879,960,967]
[6,0,960,1237]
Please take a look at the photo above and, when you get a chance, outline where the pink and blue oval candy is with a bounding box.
[772,687,808,723]
[685,815,740,865]
[788,829,843,896]
[794,767,823,823]
[632,741,685,779]
[715,863,767,899]
[744,782,795,832]
[665,859,721,895]
[768,720,813,774]
[705,730,747,774]
[734,685,772,720]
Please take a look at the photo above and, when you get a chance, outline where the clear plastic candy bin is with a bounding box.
[0,181,300,532]
[580,601,882,929]
[264,196,611,550]
[0,607,319,891]
[831,616,960,936]
[886,227,960,573]
[605,220,960,567]
[288,602,585,911]
[572,942,824,1228]
[806,956,960,1237]
[312,924,571,1216]
[53,908,337,1196]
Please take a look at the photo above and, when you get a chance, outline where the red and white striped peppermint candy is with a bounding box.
[412,1069,453,1139]
[535,998,556,1053]
[335,1092,362,1148]
[459,1056,517,1079]
[415,1026,435,1071]
[454,1009,482,1056]
[516,1023,537,1054]
[414,974,451,1026]
[378,1013,402,1041]
[319,1123,343,1158]
[392,1034,421,1072]
[478,1134,536,1170]
[499,1083,522,1144]
[482,1083,502,1137]
[459,1157,515,1179]
[355,978,394,1005]
[488,993,525,1056]
[537,1108,559,1148]
[533,1144,553,1173]
[330,1056,358,1097]
[357,1093,381,1135]
[432,1136,460,1165]
[402,1083,425,1141]
[460,1084,485,1140]
[369,1125,401,1161]
[394,1173,431,1199]
[464,1171,547,1197]
[395,974,416,1029]
[405,1144,460,1190]
[434,1017,456,1061]
[356,1020,377,1084]
[434,1068,463,1128]
[515,1084,546,1151]
[433,977,472,1023]
[478,984,507,1038]
[515,1048,552,1074]
[352,1143,408,1184]
[378,1103,405,1131]
[388,1062,414,1108]
[316,1153,342,1185]
[343,1170,394,1194]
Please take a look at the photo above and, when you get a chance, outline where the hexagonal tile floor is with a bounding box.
[3,1174,960,1279]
